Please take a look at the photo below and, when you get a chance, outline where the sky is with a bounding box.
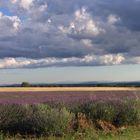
[0,0,140,84]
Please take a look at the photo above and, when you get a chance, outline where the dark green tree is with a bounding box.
[21,82,30,87]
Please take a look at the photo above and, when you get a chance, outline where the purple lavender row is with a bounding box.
[0,91,139,104]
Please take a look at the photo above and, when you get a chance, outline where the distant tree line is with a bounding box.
[19,81,140,87]
[1,81,140,87]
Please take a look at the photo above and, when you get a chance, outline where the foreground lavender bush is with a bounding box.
[113,101,140,126]
[0,105,26,133]
[0,101,139,136]
[79,101,140,127]
[0,104,74,136]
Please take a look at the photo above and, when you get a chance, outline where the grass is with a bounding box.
[0,87,140,92]
[98,127,140,140]
[1,127,140,140]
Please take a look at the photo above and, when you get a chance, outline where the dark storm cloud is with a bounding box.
[97,0,140,31]
[0,0,140,68]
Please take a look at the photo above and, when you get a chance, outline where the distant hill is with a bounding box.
[1,81,140,87]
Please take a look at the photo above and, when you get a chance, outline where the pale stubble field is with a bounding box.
[0,87,140,92]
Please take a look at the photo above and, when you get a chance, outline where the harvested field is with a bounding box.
[0,87,139,104]
[0,87,140,92]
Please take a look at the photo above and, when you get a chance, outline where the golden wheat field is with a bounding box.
[0,87,140,92]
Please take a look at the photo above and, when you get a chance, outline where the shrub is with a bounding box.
[0,104,74,136]
[20,105,49,135]
[78,101,140,127]
[42,107,74,136]
[14,105,74,136]
[0,101,139,137]
[80,102,116,123]
[113,101,139,126]
[72,113,93,132]
[0,105,26,134]
[0,131,4,140]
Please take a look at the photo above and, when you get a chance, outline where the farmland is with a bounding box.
[0,87,139,104]
[0,87,140,140]
[0,87,140,92]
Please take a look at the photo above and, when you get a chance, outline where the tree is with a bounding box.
[21,82,30,87]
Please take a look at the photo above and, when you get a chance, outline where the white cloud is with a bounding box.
[81,55,96,63]
[9,16,21,30]
[107,14,120,25]
[11,0,18,3]
[127,56,140,64]
[0,12,3,18]
[0,12,21,36]
[59,7,104,36]
[0,54,126,69]
[81,39,93,47]
[102,54,125,65]
[20,0,33,9]
[0,58,31,68]
[39,4,48,12]
[11,0,33,10]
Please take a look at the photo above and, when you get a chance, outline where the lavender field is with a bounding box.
[0,90,140,139]
[0,91,140,104]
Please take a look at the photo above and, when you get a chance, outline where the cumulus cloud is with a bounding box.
[59,7,104,39]
[0,12,20,36]
[107,14,120,25]
[0,0,140,68]
[11,0,33,10]
[0,54,125,69]
[0,57,31,68]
